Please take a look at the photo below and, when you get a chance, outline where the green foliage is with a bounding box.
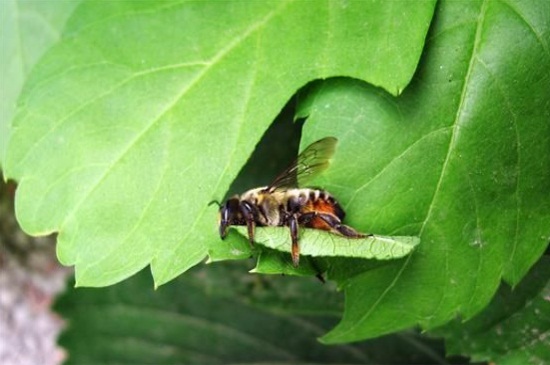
[0,0,81,164]
[56,261,452,364]
[305,0,550,343]
[2,0,550,358]
[433,256,550,365]
[3,0,435,289]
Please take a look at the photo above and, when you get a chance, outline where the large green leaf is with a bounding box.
[56,262,452,364]
[433,256,550,365]
[292,0,550,343]
[4,1,436,287]
[0,0,80,166]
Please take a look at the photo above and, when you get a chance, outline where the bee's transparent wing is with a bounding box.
[266,137,338,192]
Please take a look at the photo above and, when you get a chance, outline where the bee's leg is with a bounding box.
[316,212,372,238]
[309,258,326,283]
[240,201,256,246]
[286,196,305,266]
[297,212,317,225]
[288,214,300,266]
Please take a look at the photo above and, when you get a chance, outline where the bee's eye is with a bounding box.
[219,204,232,239]
[222,198,240,222]
[221,205,230,222]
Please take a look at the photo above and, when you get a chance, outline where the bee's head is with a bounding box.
[218,197,242,239]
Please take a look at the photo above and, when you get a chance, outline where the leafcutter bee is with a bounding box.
[215,137,370,266]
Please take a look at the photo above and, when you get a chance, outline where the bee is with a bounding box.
[216,137,370,266]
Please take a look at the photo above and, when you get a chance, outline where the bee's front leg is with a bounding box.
[240,201,256,247]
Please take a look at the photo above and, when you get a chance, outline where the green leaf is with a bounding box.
[302,0,550,343]
[0,0,80,166]
[3,1,436,287]
[233,226,419,260]
[433,256,550,365]
[252,248,328,278]
[55,262,452,364]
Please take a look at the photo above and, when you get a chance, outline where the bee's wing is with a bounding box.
[266,137,338,192]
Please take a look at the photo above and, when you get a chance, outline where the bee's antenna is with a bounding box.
[208,200,222,208]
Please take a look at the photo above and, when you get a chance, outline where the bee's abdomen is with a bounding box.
[290,189,346,220]
[314,192,345,219]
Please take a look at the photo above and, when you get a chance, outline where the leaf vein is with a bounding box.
[346,126,451,209]
[501,0,550,58]
[420,0,490,321]
[17,60,207,168]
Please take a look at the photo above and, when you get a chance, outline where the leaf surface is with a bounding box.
[55,262,451,364]
[4,1,436,286]
[288,0,550,343]
[433,256,550,365]
[234,226,419,260]
[0,0,80,165]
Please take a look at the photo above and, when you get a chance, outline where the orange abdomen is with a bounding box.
[301,193,345,231]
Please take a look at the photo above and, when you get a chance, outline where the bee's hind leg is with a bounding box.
[288,214,300,267]
[315,212,372,238]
